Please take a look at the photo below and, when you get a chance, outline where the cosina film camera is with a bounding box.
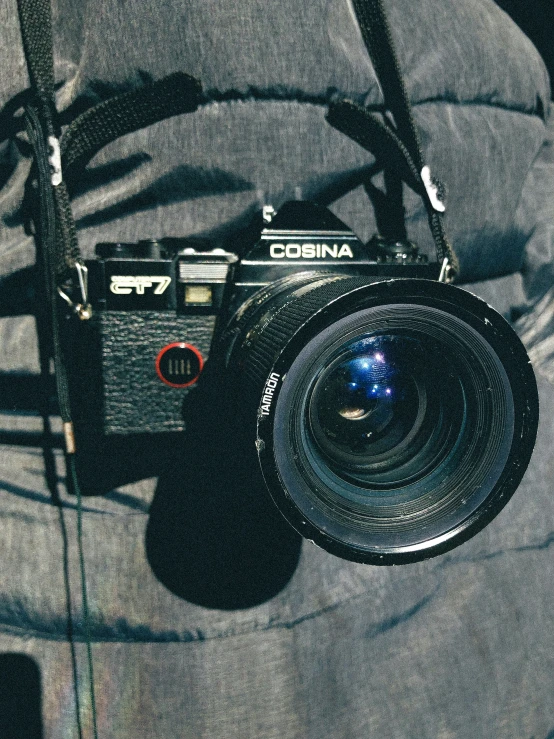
[69,201,538,565]
[70,202,433,435]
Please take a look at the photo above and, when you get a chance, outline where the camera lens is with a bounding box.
[227,276,538,564]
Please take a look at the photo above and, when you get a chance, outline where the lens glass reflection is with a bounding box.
[308,333,466,490]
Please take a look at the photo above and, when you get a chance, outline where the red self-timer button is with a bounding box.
[155,343,204,388]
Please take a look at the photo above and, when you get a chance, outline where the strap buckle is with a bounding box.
[58,262,92,319]
[421,166,446,213]
[47,135,62,186]
[438,257,454,283]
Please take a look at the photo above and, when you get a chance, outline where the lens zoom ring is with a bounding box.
[241,275,373,392]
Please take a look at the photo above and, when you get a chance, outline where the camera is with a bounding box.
[68,201,538,564]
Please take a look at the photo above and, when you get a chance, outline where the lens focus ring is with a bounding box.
[238,275,374,394]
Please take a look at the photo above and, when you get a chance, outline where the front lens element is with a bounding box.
[308,334,463,489]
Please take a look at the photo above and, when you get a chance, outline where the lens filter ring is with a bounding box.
[254,279,538,565]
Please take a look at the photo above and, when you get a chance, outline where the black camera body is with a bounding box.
[70,236,234,435]
[67,200,538,565]
[70,202,436,436]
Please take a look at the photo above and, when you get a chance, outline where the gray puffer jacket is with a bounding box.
[1,0,553,737]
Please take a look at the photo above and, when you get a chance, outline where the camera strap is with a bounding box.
[326,0,459,280]
[16,1,202,736]
[17,0,202,282]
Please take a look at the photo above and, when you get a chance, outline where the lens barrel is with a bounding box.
[224,275,538,564]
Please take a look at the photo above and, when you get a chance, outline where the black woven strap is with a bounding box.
[55,71,202,277]
[350,0,424,171]
[16,0,56,129]
[327,100,459,274]
[17,0,203,280]
[61,72,202,177]
[17,0,80,422]
[17,0,83,277]
[326,0,459,278]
